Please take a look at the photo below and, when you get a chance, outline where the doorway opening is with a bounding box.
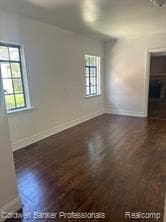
[148,52,166,119]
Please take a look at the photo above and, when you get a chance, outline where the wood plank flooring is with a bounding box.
[12,114,166,221]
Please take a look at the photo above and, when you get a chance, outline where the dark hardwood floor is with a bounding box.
[12,114,165,222]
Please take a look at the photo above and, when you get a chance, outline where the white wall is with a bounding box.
[0,85,21,221]
[105,33,166,117]
[0,118,21,221]
[0,11,104,150]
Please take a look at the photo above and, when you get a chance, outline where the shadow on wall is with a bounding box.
[104,37,119,109]
[104,37,145,114]
[104,37,119,71]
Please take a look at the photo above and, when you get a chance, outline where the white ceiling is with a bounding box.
[0,0,166,40]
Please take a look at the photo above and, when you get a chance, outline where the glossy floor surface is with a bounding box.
[13,114,166,222]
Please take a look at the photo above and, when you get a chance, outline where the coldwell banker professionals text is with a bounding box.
[1,211,106,220]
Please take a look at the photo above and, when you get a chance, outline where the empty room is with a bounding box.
[0,0,165,221]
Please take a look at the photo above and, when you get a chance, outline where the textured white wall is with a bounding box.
[0,11,104,150]
[105,33,166,116]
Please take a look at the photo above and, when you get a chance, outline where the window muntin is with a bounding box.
[0,43,27,111]
[85,55,101,97]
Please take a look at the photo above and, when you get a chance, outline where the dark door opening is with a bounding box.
[148,53,166,119]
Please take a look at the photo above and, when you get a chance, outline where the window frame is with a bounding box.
[0,42,31,113]
[84,54,101,98]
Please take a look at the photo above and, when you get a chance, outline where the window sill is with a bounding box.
[85,94,102,99]
[7,106,34,115]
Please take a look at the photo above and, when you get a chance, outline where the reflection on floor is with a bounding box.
[12,114,165,222]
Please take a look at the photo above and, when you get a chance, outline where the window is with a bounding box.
[0,43,30,112]
[84,55,101,97]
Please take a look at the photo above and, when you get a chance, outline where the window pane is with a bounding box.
[89,57,93,66]
[85,55,89,66]
[85,67,89,76]
[2,79,14,94]
[0,46,9,60]
[90,86,94,94]
[1,63,11,78]
[9,47,19,61]
[90,77,96,85]
[13,79,23,93]
[5,95,15,110]
[86,77,90,86]
[94,86,97,94]
[94,57,97,66]
[90,67,96,76]
[86,87,90,95]
[91,86,96,94]
[15,94,25,108]
[11,63,21,77]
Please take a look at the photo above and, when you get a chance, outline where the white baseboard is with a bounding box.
[0,197,22,222]
[12,111,104,151]
[105,108,146,118]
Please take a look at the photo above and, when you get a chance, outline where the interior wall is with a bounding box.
[0,117,21,218]
[105,33,166,117]
[0,11,104,150]
[0,82,21,219]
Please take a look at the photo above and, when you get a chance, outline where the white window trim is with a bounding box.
[0,41,32,113]
[7,106,34,114]
[85,93,102,99]
[84,54,101,98]
[19,44,32,109]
